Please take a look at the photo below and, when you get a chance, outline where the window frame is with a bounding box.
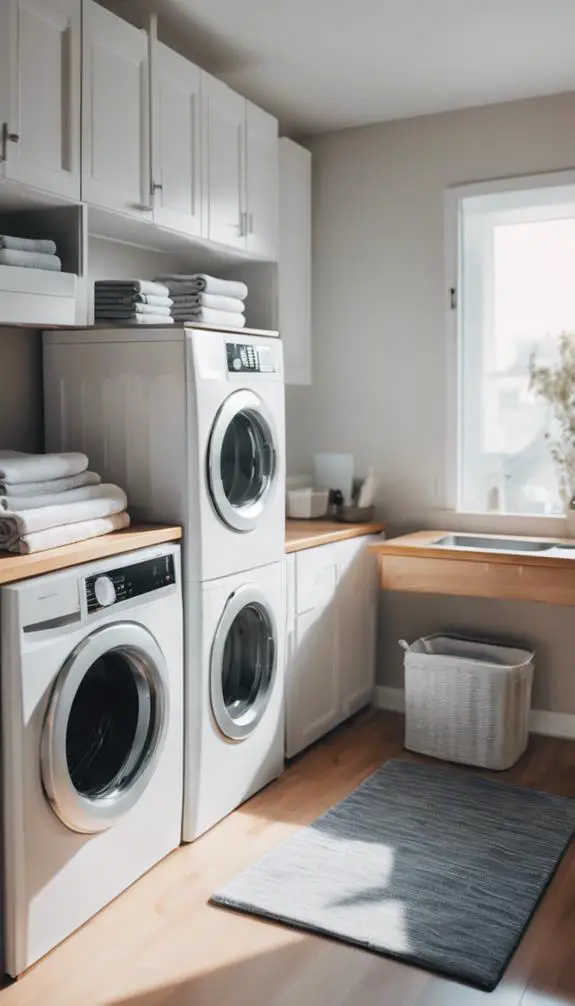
[443,168,575,535]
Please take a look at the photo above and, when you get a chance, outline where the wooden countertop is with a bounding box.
[370,530,575,606]
[0,523,182,585]
[285,519,385,553]
[369,530,575,568]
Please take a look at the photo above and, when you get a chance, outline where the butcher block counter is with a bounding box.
[0,523,182,585]
[370,530,575,606]
[286,519,385,553]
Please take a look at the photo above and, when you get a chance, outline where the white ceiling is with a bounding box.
[106,0,575,134]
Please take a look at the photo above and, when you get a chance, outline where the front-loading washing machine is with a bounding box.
[43,325,286,582]
[0,544,183,976]
[184,560,285,841]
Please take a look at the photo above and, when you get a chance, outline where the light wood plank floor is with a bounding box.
[3,710,575,1006]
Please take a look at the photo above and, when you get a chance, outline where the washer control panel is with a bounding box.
[226,342,276,374]
[86,554,176,613]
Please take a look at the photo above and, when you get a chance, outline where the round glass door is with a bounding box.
[208,389,277,532]
[211,586,277,741]
[41,623,169,834]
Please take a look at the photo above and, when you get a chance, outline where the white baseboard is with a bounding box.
[374,687,575,740]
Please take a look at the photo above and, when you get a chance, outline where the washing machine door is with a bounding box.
[207,389,278,532]
[210,585,277,741]
[41,622,169,834]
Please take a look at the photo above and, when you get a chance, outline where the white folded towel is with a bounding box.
[0,235,57,254]
[0,470,101,496]
[172,307,247,328]
[94,294,173,308]
[171,293,245,313]
[0,249,62,271]
[95,302,172,316]
[0,451,88,485]
[0,485,127,550]
[156,274,248,300]
[95,280,170,297]
[13,511,131,555]
[1,482,118,512]
[94,316,175,326]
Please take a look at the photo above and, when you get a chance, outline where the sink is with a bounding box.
[433,535,554,553]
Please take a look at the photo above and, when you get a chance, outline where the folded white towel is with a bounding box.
[13,511,131,555]
[95,302,172,316]
[0,470,101,496]
[94,316,175,326]
[95,280,170,297]
[171,293,245,313]
[94,294,173,308]
[156,274,248,300]
[0,451,88,485]
[172,307,247,328]
[0,485,127,550]
[0,249,62,271]
[1,482,118,512]
[0,235,57,254]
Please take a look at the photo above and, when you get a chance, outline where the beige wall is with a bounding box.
[285,90,575,712]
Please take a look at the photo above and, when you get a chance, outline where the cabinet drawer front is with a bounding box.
[295,543,339,613]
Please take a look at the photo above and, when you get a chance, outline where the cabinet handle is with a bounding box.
[151,181,163,193]
[239,211,247,236]
[248,212,254,234]
[0,123,19,162]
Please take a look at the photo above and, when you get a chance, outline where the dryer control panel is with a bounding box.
[226,342,277,373]
[85,554,176,613]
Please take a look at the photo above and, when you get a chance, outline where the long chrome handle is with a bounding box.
[249,213,254,234]
[239,211,247,236]
[0,123,18,162]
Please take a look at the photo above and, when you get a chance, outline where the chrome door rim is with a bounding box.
[210,585,277,741]
[41,622,169,834]
[207,389,278,532]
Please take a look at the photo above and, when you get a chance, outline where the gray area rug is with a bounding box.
[211,759,575,991]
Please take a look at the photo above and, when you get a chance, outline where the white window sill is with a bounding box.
[431,509,567,539]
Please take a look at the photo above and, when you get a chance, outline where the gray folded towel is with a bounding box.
[13,511,131,555]
[0,471,101,496]
[0,249,62,271]
[0,451,88,485]
[94,293,173,308]
[155,274,248,299]
[95,280,170,297]
[0,235,57,254]
[0,485,127,550]
[170,293,245,313]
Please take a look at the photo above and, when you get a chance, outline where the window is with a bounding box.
[453,176,575,516]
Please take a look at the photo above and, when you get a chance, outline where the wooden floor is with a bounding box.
[4,710,575,1006]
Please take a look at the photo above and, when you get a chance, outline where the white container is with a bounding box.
[0,265,77,326]
[286,487,329,519]
[400,634,534,770]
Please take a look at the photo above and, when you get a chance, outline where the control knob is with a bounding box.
[94,576,116,607]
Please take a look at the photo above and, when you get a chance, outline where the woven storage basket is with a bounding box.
[401,635,534,770]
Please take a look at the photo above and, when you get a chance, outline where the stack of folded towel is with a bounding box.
[155,274,248,328]
[0,235,62,272]
[94,280,174,325]
[0,451,130,554]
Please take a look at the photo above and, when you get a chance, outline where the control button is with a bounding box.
[233,357,242,371]
[94,576,116,607]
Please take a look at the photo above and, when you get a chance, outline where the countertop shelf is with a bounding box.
[0,523,182,585]
[286,519,385,553]
[370,530,575,606]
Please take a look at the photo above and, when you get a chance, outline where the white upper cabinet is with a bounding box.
[279,138,312,384]
[151,41,203,238]
[202,73,246,251]
[245,102,278,259]
[82,1,151,218]
[0,0,81,200]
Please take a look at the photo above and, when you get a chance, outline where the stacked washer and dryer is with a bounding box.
[43,324,286,842]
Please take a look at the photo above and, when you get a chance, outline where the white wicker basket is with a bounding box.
[401,635,534,771]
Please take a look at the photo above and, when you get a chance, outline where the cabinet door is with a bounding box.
[82,1,151,218]
[337,537,379,718]
[202,73,246,250]
[279,138,312,384]
[151,41,203,237]
[245,101,278,259]
[0,0,80,199]
[286,545,340,757]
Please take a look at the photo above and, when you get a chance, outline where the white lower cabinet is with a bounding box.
[286,535,379,758]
